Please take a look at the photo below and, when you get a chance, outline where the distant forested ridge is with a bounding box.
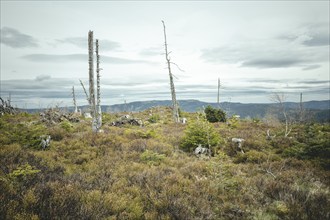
[24,99,330,122]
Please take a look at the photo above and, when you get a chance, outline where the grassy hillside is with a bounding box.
[0,107,329,219]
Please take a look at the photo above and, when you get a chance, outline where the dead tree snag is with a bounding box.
[161,20,180,123]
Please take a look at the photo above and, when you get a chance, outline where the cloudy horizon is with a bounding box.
[1,1,329,109]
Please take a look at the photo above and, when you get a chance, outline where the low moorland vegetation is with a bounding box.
[0,106,329,219]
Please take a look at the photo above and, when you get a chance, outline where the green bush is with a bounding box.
[124,128,158,139]
[227,115,240,128]
[148,114,160,123]
[9,163,41,179]
[180,117,221,153]
[282,124,330,169]
[60,121,74,132]
[234,150,270,164]
[140,150,165,166]
[0,116,46,149]
[204,105,226,123]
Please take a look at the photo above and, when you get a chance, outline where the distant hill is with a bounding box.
[23,99,329,122]
[105,99,329,121]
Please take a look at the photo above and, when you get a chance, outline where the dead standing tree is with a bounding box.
[299,92,305,123]
[96,39,102,128]
[72,86,78,113]
[162,20,180,123]
[217,78,221,107]
[88,31,98,132]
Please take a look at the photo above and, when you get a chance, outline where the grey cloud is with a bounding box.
[303,33,329,46]
[21,53,156,65]
[21,54,85,62]
[279,23,329,47]
[245,78,329,86]
[35,75,51,81]
[307,87,330,95]
[277,35,296,41]
[3,78,74,91]
[202,46,321,69]
[0,27,38,48]
[202,23,328,70]
[241,58,304,69]
[280,32,329,47]
[298,80,329,85]
[2,78,77,108]
[176,84,217,90]
[102,79,168,87]
[302,64,321,71]
[246,79,285,84]
[4,77,329,109]
[56,37,121,51]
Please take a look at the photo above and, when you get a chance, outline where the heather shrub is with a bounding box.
[1,111,329,219]
[0,116,46,149]
[234,150,269,163]
[140,150,165,166]
[124,128,158,139]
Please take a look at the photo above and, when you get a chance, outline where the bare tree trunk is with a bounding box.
[96,39,102,128]
[88,31,97,132]
[72,86,78,113]
[299,92,304,123]
[161,20,180,123]
[217,78,220,106]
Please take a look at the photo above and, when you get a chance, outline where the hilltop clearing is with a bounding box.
[1,107,329,219]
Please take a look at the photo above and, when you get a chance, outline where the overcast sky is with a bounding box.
[1,1,329,108]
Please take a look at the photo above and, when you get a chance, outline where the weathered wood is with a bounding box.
[232,138,245,154]
[194,144,211,157]
[111,115,143,127]
[96,39,102,129]
[88,31,96,119]
[162,20,180,123]
[72,86,78,113]
[0,97,18,115]
[39,108,80,124]
[79,79,89,102]
[40,135,51,150]
[217,78,220,106]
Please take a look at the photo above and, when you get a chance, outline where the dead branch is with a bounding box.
[170,62,185,72]
[79,79,89,103]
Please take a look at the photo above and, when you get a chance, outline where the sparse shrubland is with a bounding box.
[0,107,329,219]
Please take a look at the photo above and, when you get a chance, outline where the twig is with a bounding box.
[170,61,185,72]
